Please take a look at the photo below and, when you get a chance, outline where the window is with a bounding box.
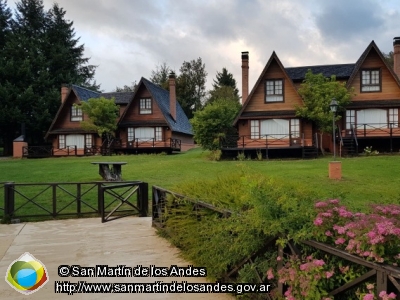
[357,109,387,129]
[250,120,260,139]
[139,98,152,114]
[265,79,283,102]
[260,119,289,139]
[155,127,162,141]
[59,135,65,148]
[361,69,381,92]
[346,110,355,130]
[290,119,300,138]
[128,127,163,142]
[85,134,92,148]
[389,108,398,128]
[66,135,85,148]
[71,106,83,121]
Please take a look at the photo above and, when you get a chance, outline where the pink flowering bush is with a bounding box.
[313,200,400,265]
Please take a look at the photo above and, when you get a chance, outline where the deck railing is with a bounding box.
[220,134,303,149]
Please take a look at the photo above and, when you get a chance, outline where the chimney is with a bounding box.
[169,72,177,121]
[241,51,249,104]
[61,84,69,103]
[394,37,400,79]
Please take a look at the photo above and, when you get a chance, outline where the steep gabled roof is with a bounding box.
[286,64,355,82]
[346,40,400,88]
[233,51,301,125]
[119,77,193,135]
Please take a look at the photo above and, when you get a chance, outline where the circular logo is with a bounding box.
[5,252,49,295]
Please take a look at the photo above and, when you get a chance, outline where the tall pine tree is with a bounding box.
[0,0,98,154]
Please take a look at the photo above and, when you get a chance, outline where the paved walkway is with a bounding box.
[0,217,234,299]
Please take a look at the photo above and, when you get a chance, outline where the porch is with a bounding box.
[112,138,181,154]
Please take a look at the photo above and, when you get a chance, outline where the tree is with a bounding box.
[212,67,239,97]
[296,70,353,135]
[0,0,98,155]
[206,86,240,106]
[150,62,171,90]
[79,97,119,146]
[176,57,207,118]
[115,81,137,92]
[190,99,241,151]
[382,51,394,69]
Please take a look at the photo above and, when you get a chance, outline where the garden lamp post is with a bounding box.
[330,98,338,161]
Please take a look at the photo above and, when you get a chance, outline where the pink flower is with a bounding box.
[335,237,346,245]
[266,268,274,280]
[277,256,282,261]
[314,217,323,226]
[315,201,328,208]
[329,199,339,204]
[363,251,371,257]
[363,294,374,300]
[325,230,332,236]
[313,259,325,266]
[366,283,374,290]
[300,263,308,271]
[325,271,334,278]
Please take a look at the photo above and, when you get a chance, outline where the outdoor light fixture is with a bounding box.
[330,98,338,160]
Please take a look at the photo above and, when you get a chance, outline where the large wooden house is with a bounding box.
[223,37,400,158]
[45,73,194,156]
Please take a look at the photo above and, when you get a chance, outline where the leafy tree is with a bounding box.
[150,62,172,90]
[296,70,353,134]
[115,81,137,92]
[206,86,240,106]
[190,99,241,150]
[0,0,98,155]
[212,67,239,97]
[176,57,207,118]
[79,97,119,145]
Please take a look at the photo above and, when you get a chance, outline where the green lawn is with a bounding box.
[1,148,400,215]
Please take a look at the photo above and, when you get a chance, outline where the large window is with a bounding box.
[260,119,289,139]
[357,109,387,129]
[66,134,85,148]
[389,108,399,128]
[127,127,163,142]
[85,134,92,148]
[346,110,355,130]
[71,106,83,121]
[139,98,152,114]
[265,79,283,102]
[361,69,381,92]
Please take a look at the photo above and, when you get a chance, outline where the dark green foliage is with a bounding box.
[212,67,239,97]
[383,51,394,68]
[190,99,241,150]
[149,62,172,90]
[160,173,318,282]
[206,86,240,106]
[0,0,98,154]
[296,70,353,134]
[115,81,137,92]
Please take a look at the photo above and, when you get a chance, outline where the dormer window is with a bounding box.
[139,98,152,114]
[265,79,284,102]
[71,106,82,121]
[361,69,381,92]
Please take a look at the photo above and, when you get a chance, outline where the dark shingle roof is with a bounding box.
[102,92,134,104]
[141,78,193,135]
[71,85,133,104]
[285,64,355,81]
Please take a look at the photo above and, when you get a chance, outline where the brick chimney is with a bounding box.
[241,51,249,104]
[61,84,69,103]
[394,37,400,79]
[169,72,177,121]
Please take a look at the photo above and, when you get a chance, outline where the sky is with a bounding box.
[7,0,400,94]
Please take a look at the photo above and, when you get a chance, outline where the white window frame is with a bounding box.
[346,110,356,130]
[128,128,134,142]
[290,119,300,138]
[59,135,65,148]
[389,108,398,128]
[85,134,92,148]
[155,127,162,141]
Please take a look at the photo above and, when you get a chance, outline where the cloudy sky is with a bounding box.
[8,0,400,94]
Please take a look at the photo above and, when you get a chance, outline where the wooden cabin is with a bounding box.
[45,73,194,156]
[225,38,400,158]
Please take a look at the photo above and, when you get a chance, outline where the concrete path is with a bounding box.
[0,217,234,299]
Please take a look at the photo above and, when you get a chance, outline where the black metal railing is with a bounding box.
[22,145,53,158]
[220,134,303,149]
[52,146,77,156]
[348,122,400,138]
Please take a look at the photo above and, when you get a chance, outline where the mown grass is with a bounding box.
[1,148,400,216]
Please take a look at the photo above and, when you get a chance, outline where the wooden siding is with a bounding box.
[122,84,166,123]
[171,132,195,151]
[52,93,89,130]
[350,49,400,101]
[244,60,303,113]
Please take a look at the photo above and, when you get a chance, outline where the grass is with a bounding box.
[1,148,400,218]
